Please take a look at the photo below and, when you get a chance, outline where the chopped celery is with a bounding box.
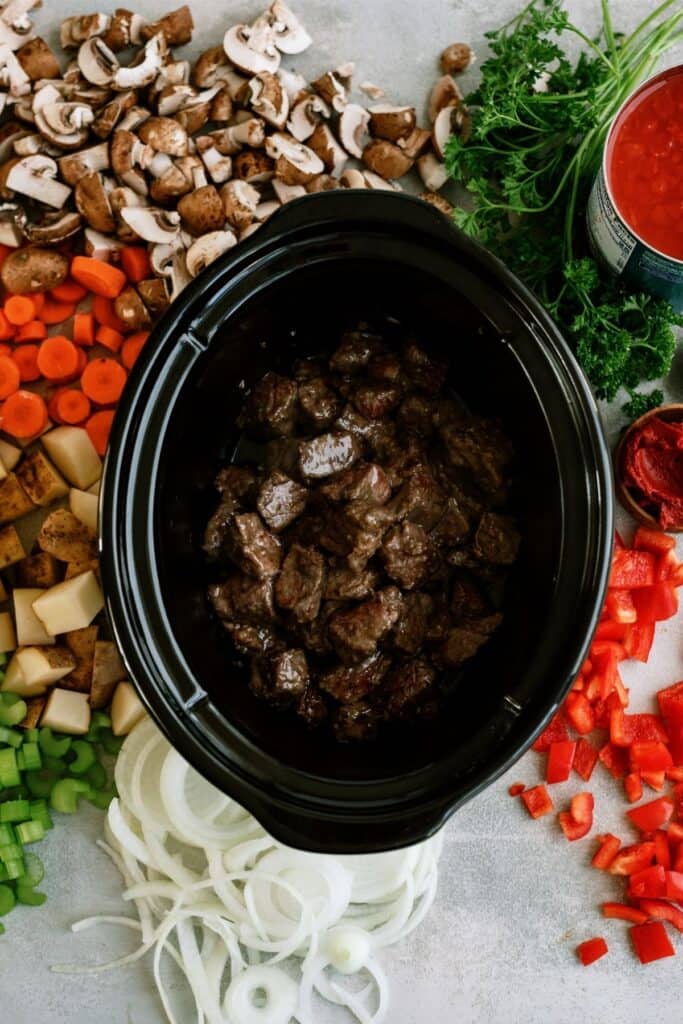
[88,786,116,811]
[22,852,44,887]
[25,769,57,799]
[0,726,22,749]
[0,697,27,728]
[38,728,72,759]
[0,800,30,824]
[0,843,22,864]
[0,749,19,788]
[15,886,46,906]
[68,740,95,775]
[0,825,14,846]
[0,883,15,915]
[18,743,41,772]
[100,729,124,755]
[50,778,91,814]
[85,761,107,791]
[29,801,52,832]
[16,820,45,845]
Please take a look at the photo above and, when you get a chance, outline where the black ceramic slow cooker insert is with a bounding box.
[100,191,613,853]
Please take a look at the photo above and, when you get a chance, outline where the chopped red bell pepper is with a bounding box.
[574,738,599,781]
[641,769,667,791]
[602,902,648,925]
[657,681,683,728]
[605,588,637,624]
[666,767,683,782]
[559,792,594,841]
[654,830,672,869]
[634,527,676,555]
[624,772,644,804]
[546,740,577,784]
[631,584,679,623]
[521,785,554,819]
[531,711,569,753]
[565,692,595,735]
[595,619,630,641]
[627,864,667,899]
[630,742,674,774]
[638,899,683,933]
[508,782,525,797]
[610,549,656,589]
[666,725,683,768]
[674,847,683,873]
[623,621,655,662]
[592,834,621,870]
[627,797,674,832]
[577,937,608,966]
[656,548,680,582]
[668,822,683,845]
[630,921,676,963]
[665,870,683,900]
[609,842,656,876]
[599,742,630,779]
[610,711,669,748]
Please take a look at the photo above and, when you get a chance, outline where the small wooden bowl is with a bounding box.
[614,403,683,532]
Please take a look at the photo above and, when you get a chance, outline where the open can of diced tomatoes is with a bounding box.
[587,65,683,312]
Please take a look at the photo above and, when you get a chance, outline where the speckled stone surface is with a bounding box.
[2,2,683,1022]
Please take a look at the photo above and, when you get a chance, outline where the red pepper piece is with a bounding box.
[623,621,655,662]
[574,738,599,781]
[624,772,644,804]
[595,620,630,641]
[630,742,674,773]
[628,864,667,899]
[641,770,666,791]
[631,583,679,623]
[674,847,683,873]
[609,842,656,876]
[630,921,676,963]
[655,549,680,582]
[654,830,672,869]
[611,710,669,748]
[666,724,683,768]
[565,692,595,735]
[610,549,656,589]
[559,792,594,841]
[605,588,637,624]
[521,784,554,819]
[546,740,577,784]
[627,797,674,832]
[531,712,569,753]
[577,937,608,966]
[599,742,630,779]
[665,870,683,901]
[668,822,683,845]
[508,782,525,797]
[634,527,676,555]
[638,899,683,933]
[592,834,621,870]
[602,902,648,925]
[657,681,683,728]
[666,767,683,782]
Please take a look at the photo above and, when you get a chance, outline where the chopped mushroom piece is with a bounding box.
[265,131,323,184]
[177,184,225,235]
[185,229,237,276]
[440,42,474,74]
[368,105,416,142]
[220,179,260,230]
[417,152,449,191]
[5,154,71,208]
[248,70,289,128]
[338,103,369,158]
[120,206,181,244]
[427,74,463,123]
[362,139,413,180]
[307,123,348,177]
[74,172,115,233]
[288,93,329,142]
[140,5,193,46]
[223,23,280,76]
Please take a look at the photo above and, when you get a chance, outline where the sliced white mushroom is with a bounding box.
[13,132,60,157]
[432,103,466,160]
[265,131,323,185]
[363,170,401,191]
[253,200,280,222]
[223,24,280,76]
[156,83,195,116]
[0,0,37,53]
[150,238,190,300]
[416,152,449,191]
[0,201,24,244]
[60,13,110,49]
[24,209,81,245]
[0,123,29,163]
[138,116,188,157]
[218,117,266,155]
[339,168,367,189]
[427,75,463,124]
[84,226,124,259]
[338,103,370,158]
[6,153,71,208]
[272,179,306,203]
[312,65,352,113]
[268,0,311,54]
[307,123,348,178]
[359,81,385,100]
[0,43,30,95]
[287,93,329,142]
[117,106,150,133]
[219,178,259,230]
[185,229,237,277]
[120,206,180,244]
[58,142,110,186]
[248,71,289,129]
[197,142,232,184]
[278,68,307,102]
[77,36,118,86]
[34,94,95,150]
[113,33,166,91]
[110,129,153,195]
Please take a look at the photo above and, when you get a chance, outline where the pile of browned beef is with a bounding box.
[204,329,520,741]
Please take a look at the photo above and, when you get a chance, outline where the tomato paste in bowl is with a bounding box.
[616,405,683,532]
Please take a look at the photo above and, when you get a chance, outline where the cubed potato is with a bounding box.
[0,651,42,696]
[41,687,90,735]
[31,570,104,636]
[0,524,25,568]
[90,640,126,709]
[16,552,60,589]
[63,625,98,693]
[0,439,21,471]
[41,427,102,490]
[20,695,46,729]
[0,456,7,483]
[37,508,98,563]
[88,480,100,496]
[16,645,75,688]
[65,558,99,580]
[12,419,53,449]
[111,681,145,736]
[13,588,55,646]
[16,449,69,507]
[0,473,36,525]
[0,610,16,652]
[69,489,98,533]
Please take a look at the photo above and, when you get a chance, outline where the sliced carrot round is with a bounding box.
[73,312,95,347]
[86,409,115,455]
[121,331,150,369]
[40,300,76,326]
[54,388,91,425]
[37,335,80,380]
[81,357,127,405]
[0,343,12,359]
[12,344,41,383]
[15,319,47,343]
[120,247,152,284]
[95,324,124,353]
[1,390,47,438]
[71,256,126,299]
[50,279,87,304]
[91,295,127,332]
[0,310,15,342]
[0,355,20,398]
[4,294,36,326]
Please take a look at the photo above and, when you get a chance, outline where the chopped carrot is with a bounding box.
[41,300,76,325]
[121,330,150,369]
[73,312,95,347]
[81,357,127,405]
[95,324,124,353]
[37,335,80,380]
[86,409,115,455]
[0,344,11,359]
[4,295,36,326]
[91,295,127,333]
[30,292,45,316]
[75,347,88,375]
[0,356,20,399]
[71,256,126,299]
[15,319,47,343]
[54,388,91,425]
[12,344,41,383]
[120,247,152,284]
[0,311,15,342]
[1,390,47,438]
[50,279,87,303]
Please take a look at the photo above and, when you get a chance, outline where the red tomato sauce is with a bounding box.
[607,69,683,261]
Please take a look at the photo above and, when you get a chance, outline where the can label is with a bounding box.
[588,165,683,313]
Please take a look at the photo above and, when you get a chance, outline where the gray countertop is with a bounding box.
[2,1,683,1022]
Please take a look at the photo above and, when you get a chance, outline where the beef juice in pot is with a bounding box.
[587,65,683,312]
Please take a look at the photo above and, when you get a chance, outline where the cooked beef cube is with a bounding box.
[222,622,281,655]
[446,547,479,570]
[329,586,402,663]
[450,574,488,621]
[335,404,375,442]
[473,512,520,565]
[296,599,344,655]
[333,701,381,741]
[324,563,379,600]
[263,437,302,478]
[397,394,437,436]
[352,383,402,421]
[441,614,503,667]
[439,420,513,495]
[208,573,275,624]
[329,331,384,374]
[402,341,447,394]
[241,372,298,438]
[383,658,436,719]
[388,464,446,530]
[319,652,391,703]
[381,521,431,589]
[434,397,466,428]
[282,508,326,549]
[430,454,484,519]
[293,357,327,381]
[274,543,325,623]
[215,465,258,500]
[298,377,341,430]
[298,431,360,480]
[433,496,471,545]
[382,435,429,489]
[250,648,309,704]
[320,500,394,571]
[256,472,308,533]
[203,499,236,561]
[367,353,404,384]
[297,684,328,725]
[392,592,433,653]
[320,462,391,505]
[224,513,282,578]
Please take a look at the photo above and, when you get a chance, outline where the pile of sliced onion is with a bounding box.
[55,718,443,1024]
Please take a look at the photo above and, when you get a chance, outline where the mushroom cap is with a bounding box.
[23,209,81,244]
[440,43,474,74]
[192,45,232,88]
[58,141,109,186]
[338,103,369,158]
[219,178,259,229]
[265,131,323,185]
[185,229,237,277]
[138,116,189,157]
[272,179,306,203]
[177,184,225,236]
[75,171,115,233]
[362,139,413,181]
[223,24,280,76]
[113,32,166,91]
[120,206,181,243]
[368,104,416,143]
[306,123,348,177]
[269,0,312,54]
[34,99,95,150]
[114,284,152,330]
[416,151,448,192]
[77,36,119,86]
[339,168,367,189]
[427,75,463,124]
[248,70,289,129]
[232,149,274,184]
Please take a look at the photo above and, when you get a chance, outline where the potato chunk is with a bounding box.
[37,508,98,563]
[16,449,69,507]
[111,681,145,736]
[0,524,25,568]
[90,640,126,709]
[32,570,104,635]
[0,473,36,525]
[63,625,98,693]
[16,552,60,589]
[13,588,55,646]
[69,488,98,532]
[0,611,16,652]
[41,427,102,490]
[16,645,75,688]
[0,439,20,471]
[41,688,90,735]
